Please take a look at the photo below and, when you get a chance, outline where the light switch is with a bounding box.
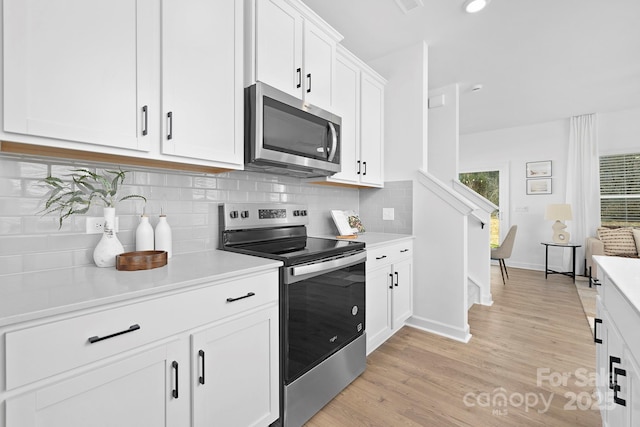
[382,208,395,221]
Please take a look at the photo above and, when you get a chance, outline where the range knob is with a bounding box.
[301,210,308,216]
[293,210,300,216]
[240,210,250,219]
[229,211,238,219]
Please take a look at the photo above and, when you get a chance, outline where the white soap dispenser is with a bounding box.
[135,211,154,251]
[155,209,172,258]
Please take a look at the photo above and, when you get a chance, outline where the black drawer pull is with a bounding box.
[172,361,179,399]
[609,355,621,389]
[199,350,205,385]
[400,249,409,253]
[613,367,627,406]
[88,324,140,344]
[594,318,602,344]
[375,255,387,260]
[226,292,255,303]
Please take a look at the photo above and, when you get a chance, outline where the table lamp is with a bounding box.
[545,204,573,243]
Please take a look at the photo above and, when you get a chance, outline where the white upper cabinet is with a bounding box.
[247,0,342,112]
[3,0,154,152]
[161,0,243,165]
[2,0,244,170]
[309,46,385,188]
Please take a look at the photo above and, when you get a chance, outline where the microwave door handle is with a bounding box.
[327,122,338,162]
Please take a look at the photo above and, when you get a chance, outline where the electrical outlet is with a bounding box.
[382,208,395,221]
[85,217,119,234]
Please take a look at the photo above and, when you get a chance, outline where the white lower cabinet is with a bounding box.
[594,259,640,427]
[1,271,279,427]
[365,239,413,355]
[6,340,188,427]
[192,306,279,427]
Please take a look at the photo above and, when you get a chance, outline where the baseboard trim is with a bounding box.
[405,315,472,343]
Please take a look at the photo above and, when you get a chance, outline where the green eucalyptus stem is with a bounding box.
[39,168,146,229]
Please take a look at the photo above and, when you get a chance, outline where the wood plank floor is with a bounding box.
[306,267,602,426]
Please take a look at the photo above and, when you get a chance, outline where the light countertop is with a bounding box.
[593,255,640,315]
[0,250,282,328]
[314,232,414,249]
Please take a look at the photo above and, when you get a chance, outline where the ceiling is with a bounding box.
[301,0,640,134]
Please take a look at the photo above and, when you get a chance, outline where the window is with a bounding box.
[600,153,640,227]
[459,171,500,246]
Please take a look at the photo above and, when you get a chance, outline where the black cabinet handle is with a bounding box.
[142,105,148,136]
[400,249,409,253]
[306,73,311,93]
[592,279,601,286]
[388,273,393,289]
[199,350,205,385]
[167,111,173,140]
[594,318,602,344]
[609,355,621,389]
[88,324,140,344]
[172,361,179,399]
[613,367,627,406]
[362,161,367,175]
[394,271,399,287]
[375,255,387,260]
[296,68,302,88]
[227,292,255,303]
[357,160,361,175]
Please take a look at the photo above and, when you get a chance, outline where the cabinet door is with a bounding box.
[303,20,336,111]
[331,52,360,183]
[161,0,243,166]
[359,72,384,187]
[392,258,413,329]
[3,0,153,151]
[255,0,303,99]
[192,305,279,427]
[365,266,392,355]
[628,354,640,427]
[6,341,187,427]
[604,309,628,426]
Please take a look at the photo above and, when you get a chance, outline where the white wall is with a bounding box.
[460,107,640,272]
[369,42,428,181]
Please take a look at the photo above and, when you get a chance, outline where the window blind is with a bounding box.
[600,153,640,226]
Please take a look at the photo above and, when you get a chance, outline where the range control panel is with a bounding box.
[220,203,309,230]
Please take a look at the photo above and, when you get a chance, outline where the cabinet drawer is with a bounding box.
[5,270,278,390]
[366,240,413,269]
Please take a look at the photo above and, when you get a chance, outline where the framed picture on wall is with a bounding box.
[527,178,552,195]
[526,160,552,178]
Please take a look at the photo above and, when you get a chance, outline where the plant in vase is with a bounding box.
[39,168,146,267]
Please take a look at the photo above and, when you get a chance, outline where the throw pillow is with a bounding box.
[597,227,638,256]
[633,228,640,255]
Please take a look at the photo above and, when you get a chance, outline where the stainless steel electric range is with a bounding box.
[219,203,366,427]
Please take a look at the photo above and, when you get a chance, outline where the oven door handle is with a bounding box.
[291,251,366,277]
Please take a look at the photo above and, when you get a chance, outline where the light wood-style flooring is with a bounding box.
[306,267,601,426]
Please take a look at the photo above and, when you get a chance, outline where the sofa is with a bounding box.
[585,227,640,284]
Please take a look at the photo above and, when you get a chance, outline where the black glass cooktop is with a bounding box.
[225,237,365,266]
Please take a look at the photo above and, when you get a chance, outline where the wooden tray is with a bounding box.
[116,250,167,271]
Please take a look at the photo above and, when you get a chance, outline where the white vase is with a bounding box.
[155,214,172,258]
[135,214,154,251]
[93,207,124,267]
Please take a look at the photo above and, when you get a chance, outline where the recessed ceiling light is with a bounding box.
[463,0,490,13]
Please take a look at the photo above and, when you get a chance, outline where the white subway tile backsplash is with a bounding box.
[0,155,363,277]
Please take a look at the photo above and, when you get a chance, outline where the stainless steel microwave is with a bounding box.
[245,82,341,178]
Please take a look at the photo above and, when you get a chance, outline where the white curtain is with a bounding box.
[565,113,601,274]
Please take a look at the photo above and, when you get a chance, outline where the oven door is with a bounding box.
[283,251,366,384]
